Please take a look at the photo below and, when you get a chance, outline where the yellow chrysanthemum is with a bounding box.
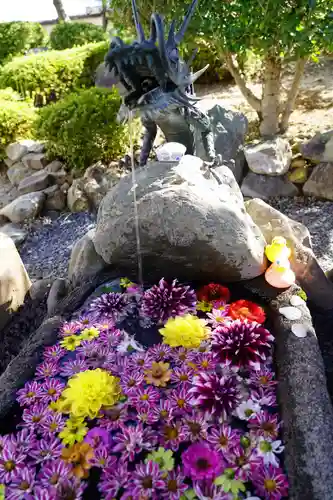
[196,301,212,312]
[79,327,100,341]
[159,314,211,348]
[59,417,88,446]
[60,335,82,351]
[60,369,122,420]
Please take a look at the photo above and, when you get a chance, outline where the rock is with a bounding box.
[288,166,308,184]
[60,182,70,193]
[245,138,292,175]
[241,172,298,199]
[82,161,121,210]
[45,160,63,173]
[47,278,68,316]
[0,192,45,223]
[0,233,31,330]
[303,163,333,201]
[301,130,333,162]
[29,278,54,301]
[5,140,43,163]
[4,158,14,168]
[51,168,70,186]
[0,223,27,246]
[195,104,248,183]
[18,171,53,195]
[245,198,312,249]
[6,162,33,186]
[291,157,306,169]
[68,229,107,287]
[94,160,267,282]
[67,180,89,213]
[22,153,48,171]
[43,185,66,211]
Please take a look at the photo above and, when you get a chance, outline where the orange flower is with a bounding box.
[197,284,230,304]
[145,362,172,387]
[229,300,266,324]
[61,442,94,479]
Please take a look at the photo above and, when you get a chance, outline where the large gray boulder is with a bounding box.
[5,140,44,163]
[7,162,34,186]
[67,179,89,213]
[18,171,53,195]
[82,162,122,210]
[0,223,27,246]
[245,137,292,175]
[241,172,298,200]
[301,130,333,163]
[303,163,333,201]
[94,157,267,282]
[68,229,107,287]
[0,192,45,223]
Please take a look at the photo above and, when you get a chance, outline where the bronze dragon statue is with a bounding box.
[96,0,219,166]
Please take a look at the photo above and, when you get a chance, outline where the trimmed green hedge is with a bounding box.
[34,88,135,171]
[0,92,35,159]
[50,22,107,50]
[0,22,47,66]
[0,41,108,104]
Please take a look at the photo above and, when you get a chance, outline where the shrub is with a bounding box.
[0,41,108,104]
[50,22,107,50]
[0,94,35,159]
[34,88,135,171]
[0,22,47,66]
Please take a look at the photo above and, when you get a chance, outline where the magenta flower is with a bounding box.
[99,405,129,431]
[160,421,188,451]
[43,345,65,362]
[129,351,153,370]
[112,424,156,460]
[171,365,194,385]
[38,459,72,488]
[182,442,223,480]
[248,367,278,390]
[206,306,231,327]
[30,486,54,500]
[59,357,88,378]
[190,372,241,420]
[225,443,257,481]
[98,461,129,498]
[136,407,159,425]
[248,411,281,440]
[17,381,43,407]
[29,437,63,464]
[160,467,189,499]
[183,414,210,442]
[5,430,36,455]
[251,463,289,499]
[171,347,191,366]
[90,447,116,469]
[251,387,277,407]
[129,385,160,408]
[207,425,241,457]
[131,461,164,497]
[187,352,217,372]
[151,400,175,423]
[40,379,65,404]
[55,478,85,500]
[0,444,26,483]
[59,321,80,337]
[35,361,58,380]
[89,292,128,320]
[85,428,110,448]
[148,344,173,361]
[96,329,122,350]
[120,372,144,395]
[22,403,48,431]
[9,466,36,496]
[40,412,65,437]
[169,387,192,415]
[211,320,274,370]
[193,482,232,500]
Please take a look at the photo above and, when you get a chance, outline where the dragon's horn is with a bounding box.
[174,0,199,44]
[187,64,209,83]
[167,20,176,47]
[131,0,145,42]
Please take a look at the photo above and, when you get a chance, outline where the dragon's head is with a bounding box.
[96,0,208,122]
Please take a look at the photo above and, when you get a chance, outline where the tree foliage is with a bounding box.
[50,22,107,50]
[0,22,47,66]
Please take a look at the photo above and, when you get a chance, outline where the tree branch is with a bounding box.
[280,57,307,133]
[222,51,262,113]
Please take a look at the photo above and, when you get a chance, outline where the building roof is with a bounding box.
[39,11,102,26]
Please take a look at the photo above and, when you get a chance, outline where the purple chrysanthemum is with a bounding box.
[112,424,156,461]
[130,461,164,498]
[128,351,153,370]
[147,344,173,361]
[136,406,159,425]
[211,319,274,370]
[32,485,56,500]
[248,366,278,390]
[5,430,36,455]
[129,386,160,409]
[99,462,129,498]
[160,421,188,451]
[248,410,281,440]
[251,386,277,407]
[85,428,110,448]
[171,365,194,385]
[193,482,231,500]
[0,444,26,483]
[43,345,66,363]
[160,467,189,500]
[169,387,192,415]
[151,400,175,423]
[183,414,210,442]
[207,424,241,457]
[59,357,88,378]
[29,437,63,464]
[182,442,223,480]
[17,381,43,407]
[96,328,122,350]
[190,372,242,420]
[35,361,58,380]
[141,278,197,323]
[121,371,144,395]
[99,405,129,431]
[89,292,128,320]
[55,478,85,500]
[170,347,191,366]
[84,345,116,370]
[40,412,65,437]
[40,379,65,404]
[8,466,36,497]
[38,459,72,488]
[90,447,116,469]
[187,352,217,372]
[251,463,289,499]
[22,403,48,431]
[225,443,257,481]
[59,321,80,338]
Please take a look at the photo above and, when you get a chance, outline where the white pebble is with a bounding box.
[290,295,306,307]
[279,306,302,321]
[291,323,308,338]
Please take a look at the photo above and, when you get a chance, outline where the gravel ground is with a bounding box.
[270,197,333,272]
[20,212,96,280]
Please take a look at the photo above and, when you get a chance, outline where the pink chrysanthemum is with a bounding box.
[151,400,175,423]
[248,367,278,390]
[160,467,189,500]
[17,381,43,407]
[40,411,65,437]
[160,421,188,451]
[59,321,80,337]
[0,444,26,483]
[171,365,194,385]
[59,357,88,378]
[29,437,63,464]
[43,344,65,362]
[211,319,274,369]
[112,424,156,461]
[90,447,116,469]
[190,372,241,420]
[169,387,192,415]
[225,443,257,481]
[89,292,128,320]
[248,411,281,440]
[8,466,36,497]
[129,385,160,409]
[136,407,159,425]
[171,347,191,366]
[129,351,153,370]
[182,441,223,480]
[183,414,210,442]
[99,405,129,431]
[206,306,231,327]
[99,461,129,498]
[141,278,197,323]
[251,463,289,499]
[187,352,217,372]
[130,461,164,497]
[251,387,277,407]
[35,361,58,380]
[22,403,48,431]
[40,379,65,404]
[207,424,241,457]
[120,372,145,395]
[38,459,72,488]
[148,344,173,361]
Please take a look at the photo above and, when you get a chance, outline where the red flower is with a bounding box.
[229,300,266,324]
[197,284,230,304]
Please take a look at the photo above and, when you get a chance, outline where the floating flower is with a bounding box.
[130,461,164,498]
[190,372,241,419]
[207,425,241,457]
[17,381,43,407]
[5,430,35,455]
[89,292,128,320]
[99,462,129,498]
[60,358,89,378]
[161,422,188,451]
[182,442,223,480]
[116,332,144,354]
[160,467,188,499]
[171,366,194,385]
[54,477,85,500]
[169,387,192,415]
[60,369,122,419]
[188,352,217,372]
[251,387,277,407]
[121,371,145,394]
[9,466,35,496]
[0,445,26,483]
[183,414,209,442]
[251,463,289,499]
[152,400,174,423]
[206,306,231,327]
[235,399,261,421]
[129,385,160,408]
[145,361,172,387]
[196,300,212,312]
[38,459,72,488]
[59,418,88,446]
[60,321,80,337]
[43,344,66,362]
[85,428,110,449]
[35,361,58,379]
[171,347,191,365]
[29,436,63,464]
[148,344,173,361]
[60,335,82,352]
[22,403,48,431]
[193,482,231,500]
[40,411,65,437]
[79,327,100,342]
[141,278,196,323]
[128,351,152,369]
[112,424,155,461]
[248,367,278,390]
[90,446,115,469]
[225,443,257,481]
[248,411,281,440]
[229,300,266,324]
[137,407,159,425]
[160,315,210,348]
[211,320,274,369]
[40,379,65,404]
[99,404,129,431]
[145,447,175,473]
[256,438,284,467]
[61,442,94,479]
[197,283,230,304]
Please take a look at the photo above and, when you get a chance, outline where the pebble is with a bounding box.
[279,306,302,321]
[290,295,306,307]
[291,323,308,338]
